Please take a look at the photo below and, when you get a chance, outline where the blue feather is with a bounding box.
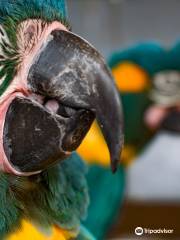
[0,0,67,19]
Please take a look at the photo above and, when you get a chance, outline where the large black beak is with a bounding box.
[3,30,123,174]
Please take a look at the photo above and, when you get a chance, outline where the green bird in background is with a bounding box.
[0,1,124,239]
[124,42,180,202]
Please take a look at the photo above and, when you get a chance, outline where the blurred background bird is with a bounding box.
[106,41,180,238]
[127,42,180,201]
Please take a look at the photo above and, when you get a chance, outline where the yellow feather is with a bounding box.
[6,220,77,240]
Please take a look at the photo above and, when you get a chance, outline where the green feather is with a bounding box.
[0,173,21,239]
[83,165,125,240]
[0,153,89,239]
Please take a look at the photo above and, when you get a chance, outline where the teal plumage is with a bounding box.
[109,42,180,76]
[109,42,164,76]
[0,153,90,239]
[83,166,125,240]
[0,0,67,21]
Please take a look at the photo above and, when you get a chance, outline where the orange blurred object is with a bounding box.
[112,62,149,93]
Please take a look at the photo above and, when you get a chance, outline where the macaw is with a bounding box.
[0,0,124,239]
[126,42,180,201]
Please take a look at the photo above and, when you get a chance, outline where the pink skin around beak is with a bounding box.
[0,20,68,175]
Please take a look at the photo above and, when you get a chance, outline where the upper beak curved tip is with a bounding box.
[110,134,124,173]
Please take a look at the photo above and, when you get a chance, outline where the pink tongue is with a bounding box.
[29,94,59,113]
[44,100,59,113]
[144,105,169,129]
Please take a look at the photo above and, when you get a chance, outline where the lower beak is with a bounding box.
[3,30,124,174]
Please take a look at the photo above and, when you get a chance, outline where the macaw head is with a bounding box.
[109,42,180,143]
[0,0,123,176]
